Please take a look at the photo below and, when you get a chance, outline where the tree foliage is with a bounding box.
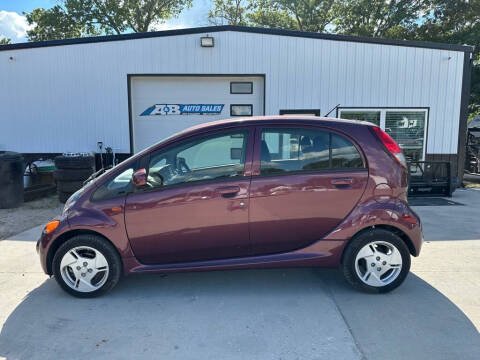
[248,0,336,32]
[209,0,251,25]
[246,0,296,30]
[24,0,192,41]
[0,38,12,45]
[331,0,429,37]
[24,6,97,41]
[209,0,336,32]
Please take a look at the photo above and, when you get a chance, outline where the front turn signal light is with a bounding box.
[44,220,60,234]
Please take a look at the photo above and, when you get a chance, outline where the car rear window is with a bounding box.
[260,128,363,175]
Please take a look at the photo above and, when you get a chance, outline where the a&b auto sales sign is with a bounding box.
[141,104,224,116]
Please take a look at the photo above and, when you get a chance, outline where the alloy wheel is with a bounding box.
[354,241,403,287]
[60,246,109,293]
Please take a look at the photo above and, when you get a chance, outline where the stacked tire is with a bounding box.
[0,151,24,208]
[54,155,95,203]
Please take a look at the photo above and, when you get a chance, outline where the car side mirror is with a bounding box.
[132,168,147,187]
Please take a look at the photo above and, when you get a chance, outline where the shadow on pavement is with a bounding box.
[1,268,479,360]
[320,269,480,360]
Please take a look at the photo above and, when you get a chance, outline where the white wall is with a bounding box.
[0,30,465,155]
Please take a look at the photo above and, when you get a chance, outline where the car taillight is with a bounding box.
[371,126,407,168]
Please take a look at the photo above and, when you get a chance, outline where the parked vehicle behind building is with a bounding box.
[37,116,423,297]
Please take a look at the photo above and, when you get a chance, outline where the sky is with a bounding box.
[0,0,210,43]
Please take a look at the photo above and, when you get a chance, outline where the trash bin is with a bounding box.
[0,151,24,208]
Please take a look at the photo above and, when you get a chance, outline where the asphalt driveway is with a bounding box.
[1,189,479,360]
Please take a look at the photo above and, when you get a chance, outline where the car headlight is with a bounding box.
[62,188,83,215]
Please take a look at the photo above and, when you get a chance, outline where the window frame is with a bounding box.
[90,159,139,202]
[137,127,254,193]
[279,109,321,116]
[230,81,253,94]
[230,104,253,117]
[253,125,367,178]
[338,107,429,161]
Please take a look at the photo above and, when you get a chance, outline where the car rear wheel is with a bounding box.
[342,229,411,293]
[52,235,122,297]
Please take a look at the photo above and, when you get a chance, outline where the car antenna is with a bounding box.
[323,104,340,117]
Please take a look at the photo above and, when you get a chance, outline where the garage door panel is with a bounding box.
[130,76,264,153]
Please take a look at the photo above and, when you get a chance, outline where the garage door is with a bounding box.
[130,76,265,153]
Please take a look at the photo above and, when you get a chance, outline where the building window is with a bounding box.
[338,108,428,162]
[280,109,321,116]
[231,104,253,116]
[230,82,253,94]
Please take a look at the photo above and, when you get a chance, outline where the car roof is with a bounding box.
[178,115,373,135]
[135,115,373,158]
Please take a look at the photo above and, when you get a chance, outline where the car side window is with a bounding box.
[91,164,137,201]
[261,128,330,174]
[147,131,248,188]
[260,128,363,175]
[331,133,364,169]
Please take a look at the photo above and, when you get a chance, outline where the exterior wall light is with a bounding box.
[200,36,214,48]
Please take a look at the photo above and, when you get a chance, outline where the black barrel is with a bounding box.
[0,151,24,208]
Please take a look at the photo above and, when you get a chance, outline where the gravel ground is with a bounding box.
[0,195,63,240]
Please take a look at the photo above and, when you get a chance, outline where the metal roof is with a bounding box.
[0,25,474,53]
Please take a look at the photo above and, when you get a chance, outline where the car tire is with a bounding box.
[52,235,122,298]
[54,168,93,181]
[342,228,411,293]
[57,181,84,193]
[54,155,95,169]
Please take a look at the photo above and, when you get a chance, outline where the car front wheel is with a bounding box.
[342,229,411,293]
[52,235,122,297]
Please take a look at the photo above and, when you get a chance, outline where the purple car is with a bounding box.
[37,116,423,297]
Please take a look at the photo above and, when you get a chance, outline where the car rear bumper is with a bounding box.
[396,200,424,256]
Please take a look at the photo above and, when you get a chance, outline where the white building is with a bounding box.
[0,26,473,181]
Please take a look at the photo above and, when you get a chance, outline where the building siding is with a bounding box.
[0,31,465,155]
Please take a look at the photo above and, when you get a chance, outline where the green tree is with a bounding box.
[24,6,96,41]
[248,0,336,32]
[0,38,11,45]
[209,0,336,32]
[332,0,430,38]
[209,0,251,25]
[24,0,192,41]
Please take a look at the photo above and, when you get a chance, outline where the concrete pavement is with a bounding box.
[1,190,480,359]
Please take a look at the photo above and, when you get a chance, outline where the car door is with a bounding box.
[249,125,368,256]
[125,127,254,264]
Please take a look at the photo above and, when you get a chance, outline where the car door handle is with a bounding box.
[331,178,353,186]
[216,185,241,196]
